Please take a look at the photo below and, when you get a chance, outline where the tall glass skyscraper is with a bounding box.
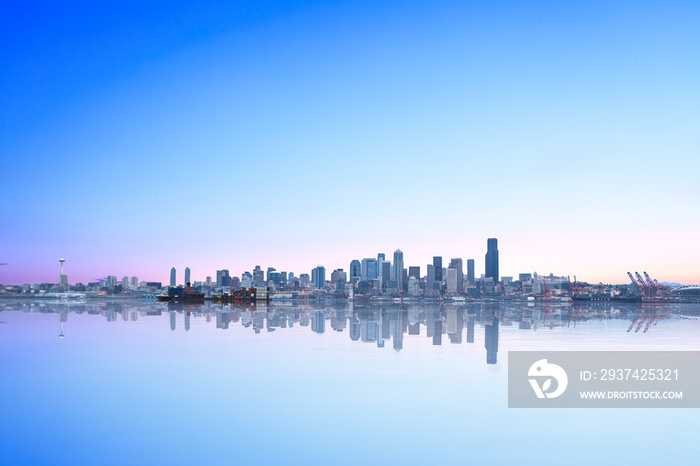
[433,256,442,281]
[313,266,326,290]
[467,259,475,285]
[170,267,176,287]
[485,238,499,283]
[393,249,404,292]
[184,267,191,286]
[349,260,361,281]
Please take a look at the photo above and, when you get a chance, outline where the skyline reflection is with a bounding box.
[1,300,695,366]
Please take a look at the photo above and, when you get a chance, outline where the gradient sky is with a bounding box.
[1,0,699,286]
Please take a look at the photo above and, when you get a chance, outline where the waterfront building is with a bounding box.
[122,276,129,290]
[377,253,385,286]
[170,268,176,288]
[466,259,475,286]
[184,267,191,286]
[485,238,499,283]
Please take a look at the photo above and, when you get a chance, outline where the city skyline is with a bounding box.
[1,2,698,286]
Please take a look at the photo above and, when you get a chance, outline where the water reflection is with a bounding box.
[1,300,698,365]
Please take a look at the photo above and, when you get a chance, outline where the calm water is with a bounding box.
[1,299,699,465]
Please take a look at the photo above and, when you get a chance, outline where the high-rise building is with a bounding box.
[361,258,377,280]
[122,276,129,290]
[331,269,347,291]
[449,258,463,293]
[170,267,176,287]
[349,260,361,282]
[130,276,138,288]
[408,266,420,280]
[313,266,325,290]
[467,259,475,286]
[221,270,230,287]
[205,276,212,287]
[446,268,459,293]
[485,238,499,283]
[426,264,436,288]
[377,254,385,285]
[381,262,391,289]
[433,257,442,282]
[393,249,404,293]
[184,267,191,286]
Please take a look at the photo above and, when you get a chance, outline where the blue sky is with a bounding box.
[1,0,699,285]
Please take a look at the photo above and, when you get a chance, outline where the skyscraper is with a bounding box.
[433,256,442,282]
[170,267,176,287]
[408,266,420,280]
[393,249,404,293]
[467,259,475,286]
[485,238,499,283]
[313,266,325,290]
[449,258,463,293]
[361,258,377,280]
[349,260,361,282]
[184,267,191,286]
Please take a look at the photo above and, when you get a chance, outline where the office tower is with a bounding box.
[449,258,463,293]
[408,266,420,280]
[217,269,230,287]
[266,267,276,283]
[216,270,223,287]
[331,269,346,291]
[393,249,404,293]
[230,277,240,289]
[252,266,264,286]
[349,260,361,281]
[381,262,391,289]
[446,268,459,293]
[433,257,442,282]
[426,264,435,287]
[170,267,176,287]
[467,259,475,286]
[130,276,138,288]
[122,276,129,290]
[241,272,253,288]
[184,267,191,286]
[313,266,325,290]
[485,238,499,283]
[377,253,385,284]
[361,258,377,280]
[205,276,212,287]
